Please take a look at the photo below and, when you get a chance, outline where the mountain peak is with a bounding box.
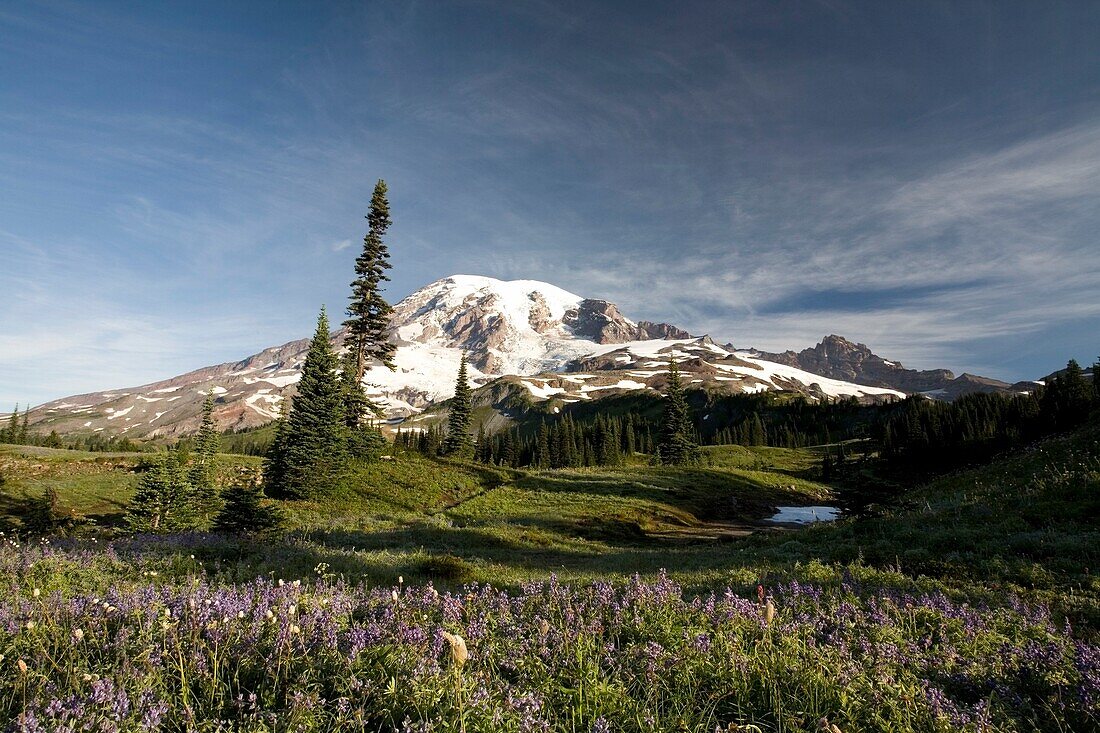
[25,275,692,438]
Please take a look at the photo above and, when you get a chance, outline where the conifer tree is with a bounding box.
[18,407,29,444]
[442,352,473,456]
[264,307,348,499]
[24,486,76,535]
[474,424,489,463]
[126,452,195,533]
[343,180,397,424]
[499,431,515,466]
[263,408,290,491]
[189,396,221,520]
[748,413,767,446]
[214,472,282,535]
[3,405,17,444]
[1048,359,1092,429]
[535,422,551,469]
[1092,357,1100,402]
[658,361,699,465]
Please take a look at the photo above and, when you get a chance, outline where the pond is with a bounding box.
[768,505,840,524]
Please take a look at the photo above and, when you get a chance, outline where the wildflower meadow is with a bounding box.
[0,537,1096,732]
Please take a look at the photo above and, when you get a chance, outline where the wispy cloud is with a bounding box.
[2,0,1098,405]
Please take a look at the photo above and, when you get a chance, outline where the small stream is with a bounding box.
[767,505,839,524]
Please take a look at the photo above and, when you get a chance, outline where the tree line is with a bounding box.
[879,358,1099,471]
[2,405,149,452]
[399,359,700,467]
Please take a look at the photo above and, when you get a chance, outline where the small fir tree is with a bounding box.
[189,396,221,520]
[126,452,196,533]
[23,487,78,535]
[263,408,290,491]
[657,361,699,465]
[18,407,29,444]
[1092,357,1100,403]
[5,405,19,444]
[441,352,473,456]
[214,472,282,535]
[264,307,348,499]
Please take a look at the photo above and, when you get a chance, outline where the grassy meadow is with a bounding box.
[0,428,1097,731]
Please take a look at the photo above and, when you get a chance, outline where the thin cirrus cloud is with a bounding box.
[1,1,1099,407]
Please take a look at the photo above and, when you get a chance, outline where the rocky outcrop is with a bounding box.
[742,335,1019,399]
[562,299,638,343]
[562,301,690,344]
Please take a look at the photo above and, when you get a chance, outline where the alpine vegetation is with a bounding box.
[1,556,1095,733]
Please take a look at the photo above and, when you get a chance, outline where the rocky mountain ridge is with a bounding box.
[741,335,1038,400]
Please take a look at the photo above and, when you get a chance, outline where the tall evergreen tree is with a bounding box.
[18,407,29,444]
[264,307,348,499]
[189,396,221,520]
[442,353,473,456]
[342,180,397,425]
[623,414,636,455]
[474,424,489,463]
[499,431,515,467]
[657,361,699,465]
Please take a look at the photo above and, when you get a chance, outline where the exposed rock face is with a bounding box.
[562,300,690,344]
[742,335,1021,399]
[637,321,692,340]
[563,300,636,343]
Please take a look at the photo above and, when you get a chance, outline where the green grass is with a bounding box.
[3,429,1098,631]
[0,443,262,529]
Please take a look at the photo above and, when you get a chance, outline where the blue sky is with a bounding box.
[2,0,1099,407]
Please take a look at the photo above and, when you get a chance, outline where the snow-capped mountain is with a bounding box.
[21,275,914,440]
[22,276,688,438]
